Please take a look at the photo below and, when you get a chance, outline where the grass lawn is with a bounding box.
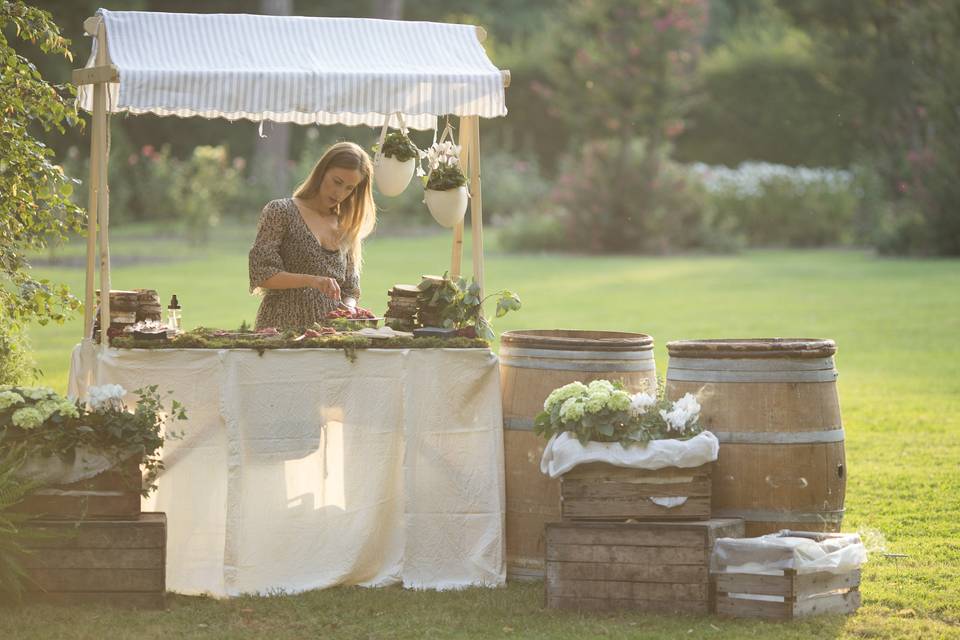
[4,225,959,639]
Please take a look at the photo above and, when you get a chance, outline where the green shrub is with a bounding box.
[692,162,858,247]
[550,138,738,253]
[497,212,569,253]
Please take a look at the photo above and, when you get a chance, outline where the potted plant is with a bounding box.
[372,131,421,196]
[0,384,186,518]
[423,141,468,227]
[534,380,719,520]
[416,273,521,340]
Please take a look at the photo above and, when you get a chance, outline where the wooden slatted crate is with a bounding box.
[545,518,743,613]
[21,512,166,608]
[714,568,861,620]
[13,456,142,520]
[561,463,711,521]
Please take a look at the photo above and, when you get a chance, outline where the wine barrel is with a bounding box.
[499,329,657,579]
[665,338,845,537]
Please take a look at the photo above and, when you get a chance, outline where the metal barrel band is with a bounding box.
[501,356,656,373]
[500,346,655,361]
[712,429,845,444]
[667,356,836,372]
[666,369,838,383]
[712,508,845,523]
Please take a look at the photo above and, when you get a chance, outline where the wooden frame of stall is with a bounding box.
[72,15,510,344]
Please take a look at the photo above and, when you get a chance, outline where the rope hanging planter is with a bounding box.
[372,112,419,197]
[423,119,469,228]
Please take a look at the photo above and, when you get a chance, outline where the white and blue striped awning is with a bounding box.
[77,9,507,129]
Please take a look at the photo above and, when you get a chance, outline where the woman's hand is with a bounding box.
[304,275,341,300]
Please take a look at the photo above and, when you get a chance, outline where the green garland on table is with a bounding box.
[111,332,489,362]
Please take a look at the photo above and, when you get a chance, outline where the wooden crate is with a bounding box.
[13,457,142,520]
[545,518,743,613]
[714,568,861,620]
[561,462,711,521]
[21,512,166,608]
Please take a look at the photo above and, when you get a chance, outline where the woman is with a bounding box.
[249,142,376,330]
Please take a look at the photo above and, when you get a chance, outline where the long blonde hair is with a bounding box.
[294,142,376,272]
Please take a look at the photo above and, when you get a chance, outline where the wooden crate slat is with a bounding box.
[24,513,166,549]
[23,591,165,609]
[547,576,708,601]
[547,595,709,614]
[715,595,791,620]
[794,590,861,617]
[16,493,141,520]
[795,569,862,596]
[563,463,711,481]
[714,572,794,597]
[547,561,708,584]
[546,524,707,547]
[547,543,707,565]
[561,478,711,498]
[563,496,710,520]
[25,568,164,593]
[20,548,164,570]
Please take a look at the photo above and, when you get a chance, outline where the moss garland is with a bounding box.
[111,333,489,361]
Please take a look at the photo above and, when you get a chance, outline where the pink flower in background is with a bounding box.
[233,156,247,171]
[665,120,685,138]
[141,144,155,158]
[128,153,139,166]
[916,105,927,118]
[897,180,910,194]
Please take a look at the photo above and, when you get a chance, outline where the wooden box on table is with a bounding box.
[21,512,167,608]
[545,518,743,613]
[560,462,711,521]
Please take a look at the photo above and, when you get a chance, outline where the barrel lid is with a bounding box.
[501,329,653,352]
[666,338,836,359]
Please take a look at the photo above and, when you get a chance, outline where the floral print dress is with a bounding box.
[248,198,360,330]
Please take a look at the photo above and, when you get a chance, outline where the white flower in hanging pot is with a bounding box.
[423,142,468,228]
[373,131,420,197]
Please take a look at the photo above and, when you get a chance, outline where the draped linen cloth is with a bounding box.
[77,9,507,130]
[68,345,506,596]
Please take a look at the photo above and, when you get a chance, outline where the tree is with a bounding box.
[0,1,85,382]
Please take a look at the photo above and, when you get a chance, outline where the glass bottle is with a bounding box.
[167,294,182,331]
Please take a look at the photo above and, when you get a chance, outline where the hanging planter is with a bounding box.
[373,131,420,196]
[423,128,469,228]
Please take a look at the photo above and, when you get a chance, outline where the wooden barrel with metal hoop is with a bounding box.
[665,338,845,537]
[499,329,657,579]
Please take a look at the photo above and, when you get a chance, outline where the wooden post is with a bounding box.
[450,117,472,278]
[82,79,101,341]
[93,19,111,346]
[467,116,484,294]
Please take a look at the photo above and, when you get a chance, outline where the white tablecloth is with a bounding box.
[68,341,506,596]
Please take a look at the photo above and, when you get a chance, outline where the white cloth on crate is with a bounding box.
[539,430,720,479]
[712,533,867,576]
[68,345,505,596]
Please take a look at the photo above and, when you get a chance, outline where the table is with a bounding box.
[69,342,506,596]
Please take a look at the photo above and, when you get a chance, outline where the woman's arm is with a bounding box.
[261,272,342,300]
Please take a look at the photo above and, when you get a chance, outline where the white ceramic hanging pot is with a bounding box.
[374,155,416,196]
[424,186,469,228]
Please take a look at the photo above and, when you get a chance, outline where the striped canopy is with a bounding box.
[77,9,507,129]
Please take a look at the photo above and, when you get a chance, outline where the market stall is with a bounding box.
[68,9,510,596]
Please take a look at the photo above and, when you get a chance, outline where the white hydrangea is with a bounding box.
[11,407,44,430]
[87,384,127,411]
[608,389,632,412]
[559,397,585,423]
[543,381,588,413]
[584,389,611,413]
[629,392,656,417]
[587,380,615,393]
[0,390,24,411]
[20,387,56,401]
[659,393,701,431]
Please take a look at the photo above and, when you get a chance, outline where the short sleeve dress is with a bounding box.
[248,198,361,330]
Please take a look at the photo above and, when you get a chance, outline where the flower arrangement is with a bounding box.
[423,141,467,191]
[0,384,186,496]
[533,379,702,446]
[374,131,421,163]
[416,273,521,340]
